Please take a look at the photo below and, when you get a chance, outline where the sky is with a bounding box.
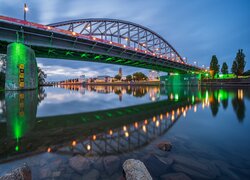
[0,0,249,81]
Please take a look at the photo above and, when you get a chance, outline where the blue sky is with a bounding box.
[0,0,249,81]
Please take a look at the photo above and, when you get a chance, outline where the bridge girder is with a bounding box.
[48,18,184,63]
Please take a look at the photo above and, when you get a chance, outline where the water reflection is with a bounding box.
[58,85,160,100]
[0,86,249,162]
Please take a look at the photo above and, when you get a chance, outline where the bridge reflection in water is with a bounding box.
[0,85,248,162]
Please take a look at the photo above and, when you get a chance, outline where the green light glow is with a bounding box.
[174,94,179,101]
[81,53,88,58]
[192,95,195,103]
[15,145,19,151]
[94,55,101,59]
[66,51,73,56]
[106,57,113,61]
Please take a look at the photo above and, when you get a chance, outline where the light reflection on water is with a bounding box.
[0,85,250,179]
[37,85,163,116]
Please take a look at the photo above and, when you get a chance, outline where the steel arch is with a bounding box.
[48,18,184,63]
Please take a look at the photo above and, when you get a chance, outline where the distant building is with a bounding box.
[149,70,159,81]
[95,75,113,83]
[118,67,122,77]
[79,75,86,83]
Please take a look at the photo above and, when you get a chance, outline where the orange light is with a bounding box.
[123,45,126,48]
[92,135,96,141]
[109,41,112,44]
[72,140,77,146]
[153,116,156,122]
[72,32,76,36]
[135,48,138,51]
[183,111,186,117]
[47,147,51,153]
[125,132,129,137]
[134,122,138,128]
[93,37,96,40]
[160,114,163,120]
[47,26,51,30]
[156,120,159,127]
[144,119,148,124]
[171,115,175,121]
[109,130,113,135]
[194,105,197,112]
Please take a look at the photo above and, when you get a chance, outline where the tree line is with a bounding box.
[114,72,148,81]
[209,49,247,78]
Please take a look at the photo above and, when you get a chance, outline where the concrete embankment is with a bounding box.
[201,77,250,87]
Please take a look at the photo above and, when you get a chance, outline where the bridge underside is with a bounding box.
[0,41,182,73]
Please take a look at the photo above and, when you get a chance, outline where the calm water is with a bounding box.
[0,85,250,180]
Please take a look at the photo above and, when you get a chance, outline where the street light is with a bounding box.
[24,3,28,21]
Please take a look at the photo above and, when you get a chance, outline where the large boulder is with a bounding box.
[0,165,31,180]
[123,159,152,180]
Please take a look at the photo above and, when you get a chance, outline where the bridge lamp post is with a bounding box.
[24,3,28,21]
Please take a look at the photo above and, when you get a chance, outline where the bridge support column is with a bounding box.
[5,43,38,90]
[160,74,199,86]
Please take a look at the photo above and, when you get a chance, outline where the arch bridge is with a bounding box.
[0,16,202,90]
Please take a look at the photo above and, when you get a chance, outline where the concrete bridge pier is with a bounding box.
[5,43,38,90]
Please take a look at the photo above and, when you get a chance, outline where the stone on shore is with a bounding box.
[157,141,172,151]
[0,165,31,180]
[82,169,100,180]
[103,156,120,175]
[123,159,152,180]
[69,155,91,173]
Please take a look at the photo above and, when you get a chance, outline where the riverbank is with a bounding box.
[201,77,250,87]
[86,81,160,86]
[54,81,161,86]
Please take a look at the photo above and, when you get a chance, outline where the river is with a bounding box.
[0,85,249,179]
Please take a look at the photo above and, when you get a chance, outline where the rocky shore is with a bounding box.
[0,135,249,179]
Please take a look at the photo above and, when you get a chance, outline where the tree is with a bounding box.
[132,72,148,81]
[126,75,132,82]
[221,62,228,74]
[114,74,121,81]
[38,67,47,85]
[0,54,6,73]
[0,72,5,88]
[232,49,246,76]
[0,54,6,88]
[231,60,238,76]
[209,55,220,78]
